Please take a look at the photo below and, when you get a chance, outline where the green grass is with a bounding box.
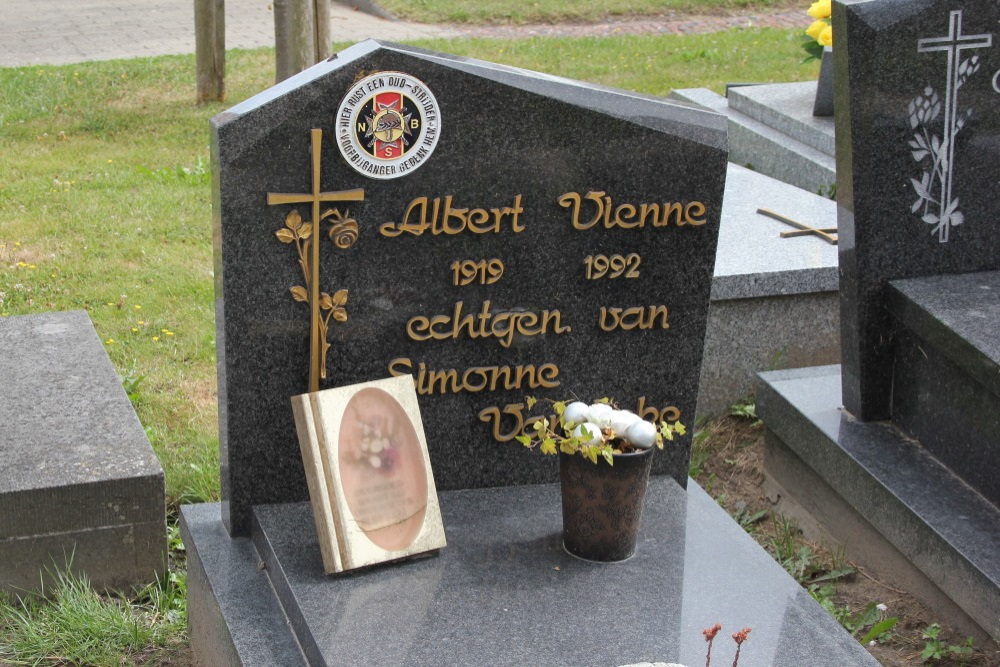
[380,0,800,24]
[0,562,186,666]
[0,32,816,509]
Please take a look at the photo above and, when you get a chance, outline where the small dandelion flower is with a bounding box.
[131,327,139,333]
[137,320,146,325]
[165,331,174,336]
[105,338,115,344]
[106,302,114,306]
[161,328,169,333]
[152,336,160,342]
[133,304,141,310]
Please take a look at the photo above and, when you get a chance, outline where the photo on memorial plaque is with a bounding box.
[291,375,446,574]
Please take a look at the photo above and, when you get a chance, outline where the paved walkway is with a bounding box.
[0,0,804,68]
[0,0,458,67]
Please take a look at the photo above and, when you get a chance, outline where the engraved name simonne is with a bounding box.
[908,10,991,243]
[337,72,441,180]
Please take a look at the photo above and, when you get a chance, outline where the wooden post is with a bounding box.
[274,0,316,83]
[314,0,332,62]
[194,0,226,103]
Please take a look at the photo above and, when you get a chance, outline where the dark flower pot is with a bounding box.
[813,46,834,117]
[559,447,654,562]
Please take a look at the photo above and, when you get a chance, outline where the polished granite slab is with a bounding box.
[757,365,1000,640]
[669,87,836,195]
[182,476,878,666]
[712,163,838,302]
[727,82,835,157]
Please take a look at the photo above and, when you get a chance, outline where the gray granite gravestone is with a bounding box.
[213,40,727,537]
[0,311,166,593]
[184,40,881,666]
[757,0,1000,644]
[835,0,1000,419]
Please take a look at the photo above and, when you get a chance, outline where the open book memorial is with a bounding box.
[180,40,878,665]
[293,376,445,573]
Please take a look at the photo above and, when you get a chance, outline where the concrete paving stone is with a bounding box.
[1,0,808,67]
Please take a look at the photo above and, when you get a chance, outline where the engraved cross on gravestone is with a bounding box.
[912,10,991,243]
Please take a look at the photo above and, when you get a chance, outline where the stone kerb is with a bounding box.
[0,310,166,593]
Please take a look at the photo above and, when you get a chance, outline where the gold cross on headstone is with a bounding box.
[757,208,838,245]
[268,128,365,392]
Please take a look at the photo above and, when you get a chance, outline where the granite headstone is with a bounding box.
[835,0,1000,419]
[755,0,1000,641]
[213,40,727,535]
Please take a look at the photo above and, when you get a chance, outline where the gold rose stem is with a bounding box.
[310,129,322,392]
[266,128,365,393]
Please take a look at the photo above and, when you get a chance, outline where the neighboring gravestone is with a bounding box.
[0,311,166,593]
[835,0,1000,419]
[757,0,1000,643]
[213,40,728,536]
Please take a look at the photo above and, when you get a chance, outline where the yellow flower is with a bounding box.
[131,327,139,333]
[133,304,141,310]
[105,338,115,344]
[806,19,827,40]
[152,336,160,342]
[819,25,834,46]
[808,0,831,19]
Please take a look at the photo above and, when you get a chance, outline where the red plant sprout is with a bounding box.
[703,623,723,667]
[731,627,752,667]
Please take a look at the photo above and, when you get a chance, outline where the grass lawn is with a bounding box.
[379,0,801,24]
[0,30,818,508]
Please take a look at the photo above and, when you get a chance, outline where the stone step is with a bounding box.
[726,82,835,158]
[670,87,836,195]
[757,365,1000,644]
[180,503,308,666]
[887,270,1000,506]
[183,479,879,666]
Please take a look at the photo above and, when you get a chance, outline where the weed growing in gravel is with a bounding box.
[920,623,974,663]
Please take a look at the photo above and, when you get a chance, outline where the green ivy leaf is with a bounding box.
[515,435,531,447]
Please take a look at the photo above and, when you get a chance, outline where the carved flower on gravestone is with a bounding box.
[908,54,982,243]
[275,207,356,379]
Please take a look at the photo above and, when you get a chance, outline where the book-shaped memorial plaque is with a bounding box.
[291,375,446,573]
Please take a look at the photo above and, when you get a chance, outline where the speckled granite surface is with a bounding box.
[182,478,878,666]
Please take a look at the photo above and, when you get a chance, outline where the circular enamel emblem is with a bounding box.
[335,71,441,180]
